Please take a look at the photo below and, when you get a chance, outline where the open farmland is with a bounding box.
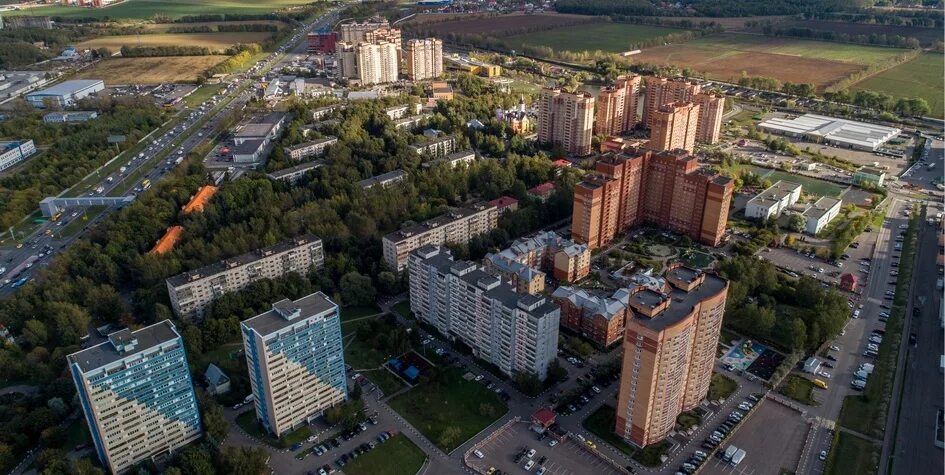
[72,56,227,84]
[1,0,310,19]
[629,33,906,90]
[852,53,945,118]
[409,12,599,37]
[771,19,942,46]
[77,32,273,51]
[504,23,685,53]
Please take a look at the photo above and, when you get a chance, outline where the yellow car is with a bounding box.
[585,440,597,449]
[486,467,496,475]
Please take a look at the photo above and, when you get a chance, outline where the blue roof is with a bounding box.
[404,366,420,380]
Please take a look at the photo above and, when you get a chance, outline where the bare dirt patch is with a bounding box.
[72,56,227,84]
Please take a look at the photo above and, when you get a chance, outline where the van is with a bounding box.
[813,379,828,389]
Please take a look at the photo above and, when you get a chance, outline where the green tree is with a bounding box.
[218,446,270,475]
[199,393,229,442]
[438,425,462,449]
[339,272,376,306]
[22,319,48,347]
[787,213,806,233]
[176,445,215,475]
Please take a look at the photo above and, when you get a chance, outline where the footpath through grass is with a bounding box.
[388,366,507,452]
[340,434,426,475]
[837,215,917,438]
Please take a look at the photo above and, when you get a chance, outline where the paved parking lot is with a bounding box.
[701,401,809,475]
[468,422,623,475]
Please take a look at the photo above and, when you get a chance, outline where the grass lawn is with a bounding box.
[340,305,382,321]
[235,409,310,449]
[184,84,225,107]
[388,367,506,452]
[63,418,91,450]
[341,434,426,475]
[838,216,917,437]
[58,205,105,238]
[685,34,906,65]
[676,411,701,431]
[708,373,738,401]
[582,405,668,467]
[504,23,684,53]
[361,367,407,395]
[779,374,819,406]
[392,301,413,318]
[4,0,312,19]
[853,53,945,118]
[825,431,879,475]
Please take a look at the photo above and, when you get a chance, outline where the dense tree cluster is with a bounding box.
[0,95,165,229]
[717,256,847,352]
[760,24,921,49]
[555,0,857,17]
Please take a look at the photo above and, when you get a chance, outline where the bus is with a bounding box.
[813,379,828,389]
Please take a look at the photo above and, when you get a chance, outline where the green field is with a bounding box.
[853,53,945,118]
[504,23,685,53]
[825,432,878,475]
[341,435,427,475]
[2,0,310,19]
[749,167,847,198]
[684,34,906,65]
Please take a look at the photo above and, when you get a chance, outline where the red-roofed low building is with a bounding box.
[528,182,555,201]
[839,273,858,292]
[532,407,556,429]
[489,196,519,214]
[551,159,572,169]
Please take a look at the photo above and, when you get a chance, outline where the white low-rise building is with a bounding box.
[745,180,802,220]
[802,197,842,235]
[0,140,36,172]
[758,114,900,151]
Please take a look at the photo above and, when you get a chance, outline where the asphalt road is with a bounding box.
[885,214,944,475]
[0,10,338,298]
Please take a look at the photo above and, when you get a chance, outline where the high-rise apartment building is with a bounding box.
[649,102,700,152]
[538,88,595,156]
[571,149,733,249]
[241,292,347,437]
[405,38,443,81]
[68,321,202,474]
[338,17,390,43]
[615,264,728,447]
[166,235,325,319]
[334,18,401,85]
[692,93,725,144]
[408,246,560,380]
[382,203,498,271]
[642,77,701,129]
[595,74,641,136]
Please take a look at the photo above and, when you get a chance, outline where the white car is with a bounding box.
[474,374,483,382]
[819,450,828,461]
[523,460,535,471]
[548,439,558,448]
[818,371,832,379]
[474,450,484,459]
[526,448,536,458]
[830,345,841,351]
[592,386,601,394]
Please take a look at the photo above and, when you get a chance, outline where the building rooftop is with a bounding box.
[758,113,900,150]
[748,180,802,207]
[166,234,321,287]
[242,292,338,338]
[205,363,229,386]
[358,169,407,189]
[384,203,494,243]
[68,320,180,373]
[285,136,338,152]
[28,79,102,96]
[268,160,326,179]
[856,166,886,176]
[233,138,265,156]
[552,286,629,321]
[528,182,555,196]
[802,196,842,220]
[182,186,217,214]
[150,225,183,255]
[629,269,727,332]
[489,196,518,209]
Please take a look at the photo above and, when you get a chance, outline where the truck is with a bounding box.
[174,156,184,165]
[731,449,747,466]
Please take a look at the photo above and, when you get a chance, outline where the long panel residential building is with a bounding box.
[284,136,338,161]
[68,321,202,474]
[166,235,325,319]
[382,203,497,271]
[408,246,560,380]
[571,149,733,249]
[241,292,347,437]
[615,264,729,447]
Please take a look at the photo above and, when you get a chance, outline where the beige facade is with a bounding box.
[693,93,725,144]
[595,74,641,136]
[356,41,399,85]
[642,77,701,129]
[405,38,443,81]
[649,102,700,152]
[538,88,595,156]
[615,264,728,447]
[338,17,389,43]
[382,203,498,271]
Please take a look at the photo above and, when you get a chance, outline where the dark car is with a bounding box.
[823,362,834,369]
[826,355,837,361]
[909,333,917,345]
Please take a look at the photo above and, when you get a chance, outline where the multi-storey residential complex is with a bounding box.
[423,149,476,169]
[383,104,419,120]
[745,180,802,220]
[483,231,590,294]
[649,102,700,152]
[538,87,595,156]
[408,246,560,379]
[267,161,326,184]
[241,292,347,437]
[166,235,325,319]
[615,264,728,447]
[358,169,407,190]
[595,74,641,136]
[358,41,400,85]
[68,321,202,474]
[409,135,456,158]
[382,203,497,271]
[338,17,390,43]
[642,77,700,128]
[405,38,444,81]
[692,93,725,144]
[552,287,630,347]
[284,136,338,161]
[571,149,733,248]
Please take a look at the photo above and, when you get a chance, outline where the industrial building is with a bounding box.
[25,79,104,108]
[802,196,842,235]
[0,139,37,172]
[68,321,202,474]
[852,166,887,187]
[757,114,901,151]
[165,235,325,319]
[744,180,802,220]
[408,246,560,380]
[241,293,347,437]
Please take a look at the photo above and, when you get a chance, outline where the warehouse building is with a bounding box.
[26,79,104,108]
[758,114,900,151]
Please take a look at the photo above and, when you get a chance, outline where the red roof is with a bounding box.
[489,196,519,209]
[528,181,555,196]
[551,159,572,168]
[532,407,556,427]
[840,273,858,284]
